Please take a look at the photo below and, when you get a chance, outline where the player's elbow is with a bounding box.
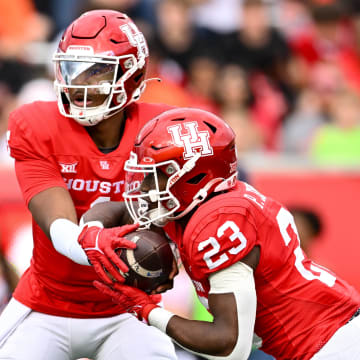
[215,329,251,360]
[228,339,252,360]
[220,329,238,356]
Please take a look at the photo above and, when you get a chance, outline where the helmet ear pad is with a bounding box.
[169,170,208,211]
[169,152,234,212]
[112,60,147,107]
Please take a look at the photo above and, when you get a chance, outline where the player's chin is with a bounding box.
[151,280,174,294]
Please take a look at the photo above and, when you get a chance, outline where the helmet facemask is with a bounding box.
[124,152,182,228]
[123,151,237,228]
[53,49,145,126]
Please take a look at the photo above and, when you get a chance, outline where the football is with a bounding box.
[115,229,174,294]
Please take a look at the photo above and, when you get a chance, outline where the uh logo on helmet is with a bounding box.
[167,122,214,160]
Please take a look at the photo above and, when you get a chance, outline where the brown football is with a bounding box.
[115,229,174,294]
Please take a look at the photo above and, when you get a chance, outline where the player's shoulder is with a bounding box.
[184,181,278,244]
[8,101,80,157]
[182,183,262,276]
[191,181,260,219]
[10,100,58,121]
[183,183,248,240]
[9,101,61,133]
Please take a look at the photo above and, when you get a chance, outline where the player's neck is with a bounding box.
[86,111,126,150]
[177,211,194,230]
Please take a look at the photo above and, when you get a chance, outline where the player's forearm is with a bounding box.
[81,201,132,228]
[166,316,237,357]
[29,187,78,238]
[149,264,256,360]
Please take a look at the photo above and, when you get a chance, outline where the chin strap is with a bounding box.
[213,172,238,192]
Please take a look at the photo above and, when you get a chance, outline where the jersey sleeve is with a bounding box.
[188,208,258,278]
[8,107,67,205]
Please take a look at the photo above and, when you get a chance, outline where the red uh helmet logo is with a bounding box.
[167,122,213,160]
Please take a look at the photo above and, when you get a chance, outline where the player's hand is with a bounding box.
[78,223,138,284]
[93,280,161,323]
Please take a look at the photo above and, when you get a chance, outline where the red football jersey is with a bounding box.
[166,181,360,360]
[7,101,173,318]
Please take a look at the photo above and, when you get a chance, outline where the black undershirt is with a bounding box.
[95,110,126,154]
[98,144,119,154]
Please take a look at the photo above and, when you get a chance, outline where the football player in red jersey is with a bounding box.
[89,108,360,360]
[0,10,177,360]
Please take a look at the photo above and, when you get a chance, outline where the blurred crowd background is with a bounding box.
[1,1,360,358]
[3,0,360,166]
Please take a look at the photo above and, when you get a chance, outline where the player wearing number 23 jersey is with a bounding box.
[94,107,360,360]
[166,180,360,359]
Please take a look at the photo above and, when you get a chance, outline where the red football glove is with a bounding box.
[93,280,161,323]
[78,223,138,284]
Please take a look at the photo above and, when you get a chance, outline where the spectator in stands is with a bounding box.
[215,64,263,155]
[184,56,220,114]
[290,1,351,65]
[188,0,241,36]
[309,88,360,166]
[277,0,313,42]
[221,0,294,110]
[139,40,193,107]
[289,1,360,94]
[281,88,327,154]
[280,59,346,154]
[152,0,214,83]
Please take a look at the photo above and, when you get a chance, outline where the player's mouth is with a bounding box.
[73,94,94,107]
